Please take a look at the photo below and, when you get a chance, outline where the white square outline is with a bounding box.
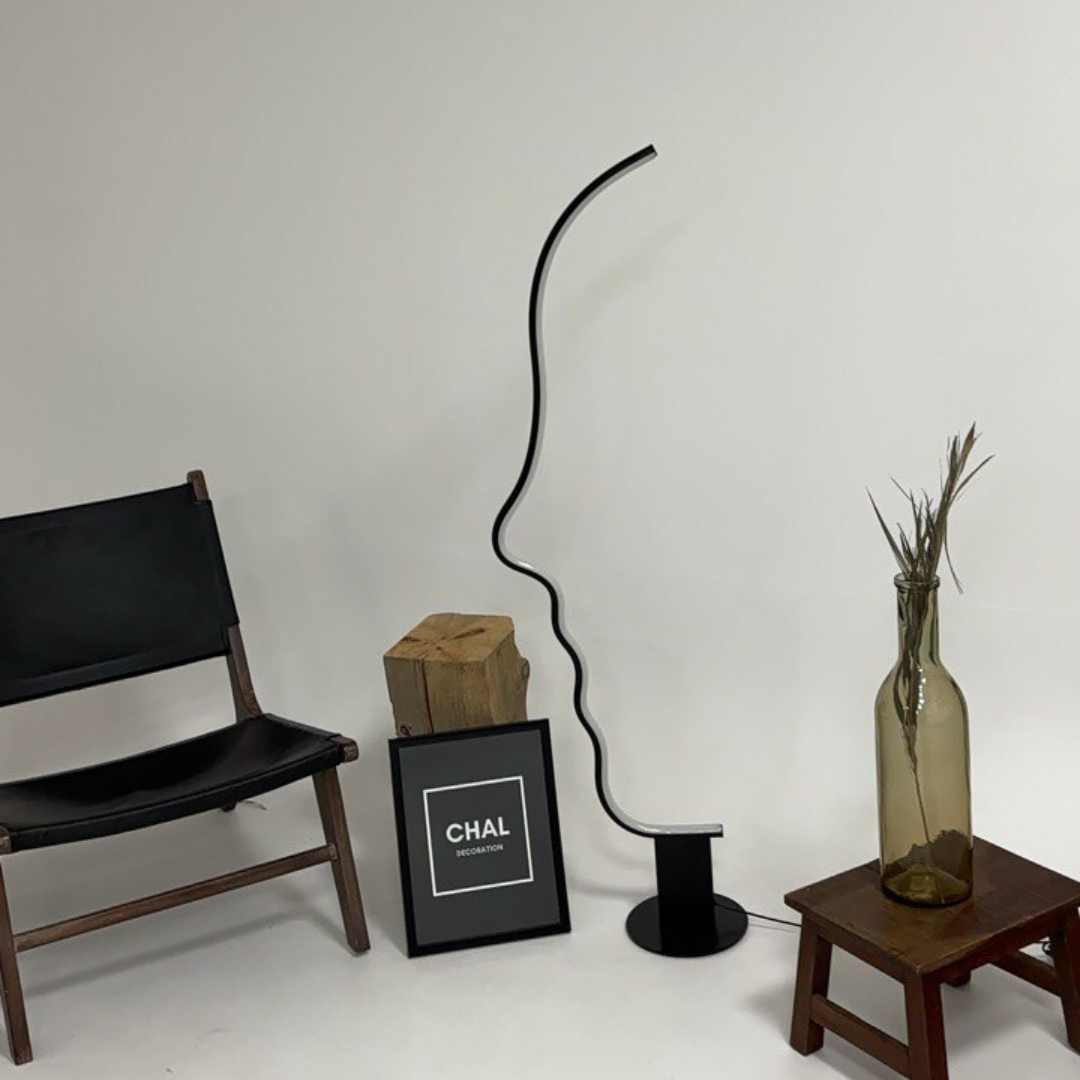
[422,776,534,897]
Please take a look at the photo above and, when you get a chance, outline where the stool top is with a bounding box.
[785,837,1080,976]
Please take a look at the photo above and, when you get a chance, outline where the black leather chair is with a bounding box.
[0,471,369,1064]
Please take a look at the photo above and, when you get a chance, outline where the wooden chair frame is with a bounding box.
[0,472,369,1065]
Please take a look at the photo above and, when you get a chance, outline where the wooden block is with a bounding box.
[383,614,530,737]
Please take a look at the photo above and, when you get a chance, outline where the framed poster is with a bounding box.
[389,719,570,956]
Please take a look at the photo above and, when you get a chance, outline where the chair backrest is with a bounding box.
[0,477,238,708]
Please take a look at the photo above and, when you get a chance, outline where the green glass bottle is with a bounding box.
[875,575,972,905]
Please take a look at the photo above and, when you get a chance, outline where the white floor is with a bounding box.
[5,768,1078,1080]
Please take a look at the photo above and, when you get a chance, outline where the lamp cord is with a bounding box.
[714,897,801,929]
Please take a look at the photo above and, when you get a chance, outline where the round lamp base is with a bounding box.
[625,895,749,957]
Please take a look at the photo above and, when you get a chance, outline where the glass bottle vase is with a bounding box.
[875,575,972,905]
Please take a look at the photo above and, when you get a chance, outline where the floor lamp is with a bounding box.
[491,145,747,957]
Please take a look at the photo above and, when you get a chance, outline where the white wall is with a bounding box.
[2,0,1079,1007]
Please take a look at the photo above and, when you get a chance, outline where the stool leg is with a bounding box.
[0,864,31,1065]
[905,975,948,1080]
[946,972,971,988]
[1049,908,1080,1052]
[790,922,833,1055]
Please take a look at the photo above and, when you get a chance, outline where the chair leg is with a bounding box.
[0,864,31,1065]
[312,768,370,953]
[790,921,833,1055]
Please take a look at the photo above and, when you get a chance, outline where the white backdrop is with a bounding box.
[2,3,1080,1078]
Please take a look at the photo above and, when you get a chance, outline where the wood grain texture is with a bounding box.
[1050,907,1080,1051]
[0,865,31,1064]
[904,976,948,1080]
[226,624,262,721]
[785,838,1080,976]
[811,995,911,1077]
[993,950,1059,995]
[14,847,334,953]
[383,613,529,736]
[786,838,1080,1079]
[186,469,209,502]
[790,923,832,1054]
[313,768,370,953]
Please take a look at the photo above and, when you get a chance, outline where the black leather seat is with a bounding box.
[0,472,369,1066]
[0,715,344,851]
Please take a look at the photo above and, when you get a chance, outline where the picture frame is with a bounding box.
[389,718,570,957]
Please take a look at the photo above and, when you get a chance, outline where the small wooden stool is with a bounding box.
[785,837,1080,1080]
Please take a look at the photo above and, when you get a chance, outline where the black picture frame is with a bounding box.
[389,719,570,957]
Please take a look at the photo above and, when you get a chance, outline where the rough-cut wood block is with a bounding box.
[383,613,530,737]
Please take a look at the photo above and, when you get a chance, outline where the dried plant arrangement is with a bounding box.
[869,423,992,592]
[869,423,992,905]
[869,422,993,774]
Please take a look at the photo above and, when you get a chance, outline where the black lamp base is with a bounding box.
[626,893,748,957]
[623,833,748,957]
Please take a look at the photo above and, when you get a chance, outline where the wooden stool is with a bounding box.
[785,837,1080,1080]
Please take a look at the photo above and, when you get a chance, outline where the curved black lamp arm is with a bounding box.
[491,145,723,841]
